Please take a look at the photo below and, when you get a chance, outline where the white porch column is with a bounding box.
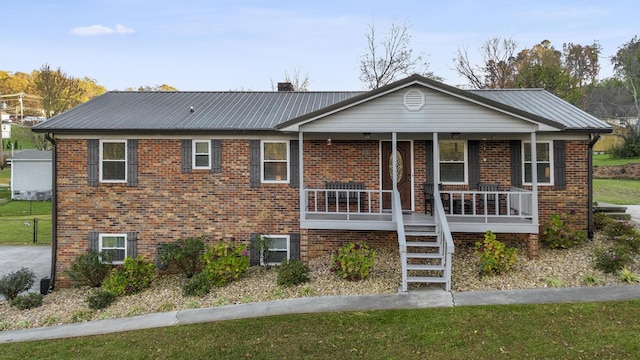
[392,132,398,188]
[433,133,440,184]
[299,131,304,221]
[530,132,539,225]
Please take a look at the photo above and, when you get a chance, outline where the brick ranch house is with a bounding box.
[33,74,611,292]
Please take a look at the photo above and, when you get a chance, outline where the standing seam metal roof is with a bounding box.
[33,77,611,133]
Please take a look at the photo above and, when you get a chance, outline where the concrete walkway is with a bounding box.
[1,285,639,343]
[0,245,51,298]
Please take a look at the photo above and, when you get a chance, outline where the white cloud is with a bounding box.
[70,24,135,36]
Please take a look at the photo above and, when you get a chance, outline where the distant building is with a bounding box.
[10,150,52,200]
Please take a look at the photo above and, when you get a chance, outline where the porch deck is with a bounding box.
[301,188,539,233]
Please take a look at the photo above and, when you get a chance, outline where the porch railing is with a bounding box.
[433,186,454,292]
[304,189,392,219]
[392,189,408,291]
[439,187,533,221]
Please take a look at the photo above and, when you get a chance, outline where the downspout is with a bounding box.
[587,133,601,239]
[44,132,57,293]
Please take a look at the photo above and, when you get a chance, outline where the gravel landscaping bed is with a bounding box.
[1,233,638,331]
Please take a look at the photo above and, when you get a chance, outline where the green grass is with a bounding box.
[1,124,40,150]
[2,300,639,358]
[593,153,640,167]
[0,200,52,245]
[594,178,640,205]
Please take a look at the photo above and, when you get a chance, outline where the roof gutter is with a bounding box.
[587,133,601,239]
[44,132,57,293]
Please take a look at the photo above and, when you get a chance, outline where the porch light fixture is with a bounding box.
[327,138,332,146]
[363,133,371,139]
[451,133,460,139]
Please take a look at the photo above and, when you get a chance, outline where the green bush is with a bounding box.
[603,220,638,238]
[593,212,615,231]
[277,259,310,287]
[593,247,634,274]
[332,241,376,281]
[159,236,205,278]
[542,213,586,249]
[0,268,35,301]
[102,256,155,296]
[86,289,117,310]
[474,231,518,276]
[65,250,113,287]
[610,129,640,158]
[612,234,640,254]
[182,272,214,297]
[201,241,250,287]
[10,292,44,310]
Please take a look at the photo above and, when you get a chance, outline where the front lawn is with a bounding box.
[594,178,640,205]
[0,200,52,245]
[3,300,639,358]
[593,153,640,167]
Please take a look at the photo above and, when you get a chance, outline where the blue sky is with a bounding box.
[2,0,637,91]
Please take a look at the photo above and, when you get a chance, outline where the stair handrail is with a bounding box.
[392,189,408,292]
[433,185,455,292]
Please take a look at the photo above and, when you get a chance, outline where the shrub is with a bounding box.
[182,272,214,297]
[612,234,640,254]
[593,247,634,274]
[474,231,518,276]
[277,259,310,287]
[250,234,274,267]
[332,241,376,281]
[542,213,586,249]
[200,241,250,287]
[86,289,117,310]
[594,212,615,231]
[65,249,113,287]
[619,267,640,284]
[10,292,44,310]
[102,256,155,296]
[603,220,638,239]
[159,236,205,278]
[0,268,35,301]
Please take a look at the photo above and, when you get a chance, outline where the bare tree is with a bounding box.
[359,19,439,89]
[453,37,518,89]
[270,68,311,91]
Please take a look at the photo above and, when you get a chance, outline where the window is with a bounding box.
[262,235,290,266]
[99,234,126,263]
[192,140,211,169]
[100,140,127,182]
[523,141,553,184]
[261,140,289,183]
[439,140,467,184]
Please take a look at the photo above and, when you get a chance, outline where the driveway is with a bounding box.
[0,245,51,299]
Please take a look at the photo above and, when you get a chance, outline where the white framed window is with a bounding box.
[523,141,553,185]
[261,235,290,266]
[439,140,467,184]
[192,140,211,169]
[99,233,127,263]
[261,140,289,183]
[100,140,127,182]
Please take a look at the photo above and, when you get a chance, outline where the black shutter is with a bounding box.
[249,233,260,266]
[127,139,138,187]
[510,140,522,188]
[425,140,434,184]
[211,140,222,173]
[87,139,99,187]
[127,232,138,259]
[468,140,480,190]
[554,140,566,190]
[289,233,300,260]
[249,140,261,188]
[181,140,192,173]
[289,140,299,188]
[88,231,99,251]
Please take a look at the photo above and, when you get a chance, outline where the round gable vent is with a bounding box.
[403,89,425,111]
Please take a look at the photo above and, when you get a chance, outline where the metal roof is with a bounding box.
[9,150,52,161]
[33,75,611,134]
[33,91,363,133]
[470,88,610,131]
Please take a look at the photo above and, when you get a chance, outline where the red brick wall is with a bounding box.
[53,138,590,286]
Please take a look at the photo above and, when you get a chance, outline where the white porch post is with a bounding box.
[299,131,304,221]
[433,133,440,184]
[530,132,539,225]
